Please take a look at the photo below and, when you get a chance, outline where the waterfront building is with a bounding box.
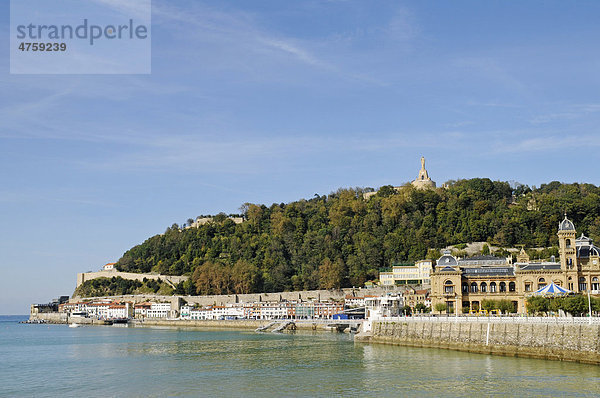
[134,302,152,318]
[146,302,171,318]
[106,303,132,319]
[379,259,433,286]
[365,294,403,319]
[430,215,600,314]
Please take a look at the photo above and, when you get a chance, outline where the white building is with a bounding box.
[146,302,171,318]
[106,303,132,319]
[102,262,116,271]
[365,294,404,319]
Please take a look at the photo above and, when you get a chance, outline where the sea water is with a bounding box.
[2,315,600,397]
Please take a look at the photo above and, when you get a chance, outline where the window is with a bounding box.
[509,282,516,292]
[524,283,531,292]
[470,282,478,293]
[462,282,468,293]
[444,280,454,294]
[480,282,487,292]
[566,239,571,248]
[580,282,587,291]
[499,282,506,292]
[538,277,545,283]
[490,282,497,293]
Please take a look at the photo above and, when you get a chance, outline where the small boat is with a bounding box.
[68,323,81,328]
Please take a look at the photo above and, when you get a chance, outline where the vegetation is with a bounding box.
[434,303,448,313]
[415,303,431,313]
[526,295,600,316]
[74,276,175,297]
[114,179,600,295]
[481,299,517,314]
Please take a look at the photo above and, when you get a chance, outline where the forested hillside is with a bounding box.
[115,179,600,295]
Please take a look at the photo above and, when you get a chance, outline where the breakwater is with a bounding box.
[356,317,600,364]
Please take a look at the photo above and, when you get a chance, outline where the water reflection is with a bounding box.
[3,325,600,397]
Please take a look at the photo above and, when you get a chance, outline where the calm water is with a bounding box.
[2,315,600,397]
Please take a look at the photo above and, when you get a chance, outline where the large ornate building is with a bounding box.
[430,215,600,314]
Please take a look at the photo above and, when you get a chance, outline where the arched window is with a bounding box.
[490,282,497,293]
[470,282,478,293]
[462,282,468,293]
[480,282,487,292]
[566,239,571,248]
[499,282,506,292]
[509,282,516,292]
[444,280,454,294]
[538,277,547,289]
[579,277,586,282]
[593,277,598,282]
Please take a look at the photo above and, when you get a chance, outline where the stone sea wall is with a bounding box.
[358,319,600,364]
[131,319,323,331]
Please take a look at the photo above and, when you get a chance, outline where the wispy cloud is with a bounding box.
[494,133,600,153]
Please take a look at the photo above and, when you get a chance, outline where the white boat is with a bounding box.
[68,323,81,328]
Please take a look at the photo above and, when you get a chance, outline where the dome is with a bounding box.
[437,254,458,266]
[558,215,575,231]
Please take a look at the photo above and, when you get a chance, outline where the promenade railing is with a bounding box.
[370,315,600,325]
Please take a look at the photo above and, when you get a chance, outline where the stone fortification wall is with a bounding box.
[359,318,600,364]
[70,287,396,307]
[29,312,68,323]
[76,270,189,288]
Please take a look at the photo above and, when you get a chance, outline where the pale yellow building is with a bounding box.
[379,259,433,286]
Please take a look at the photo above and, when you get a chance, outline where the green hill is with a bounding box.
[115,179,600,295]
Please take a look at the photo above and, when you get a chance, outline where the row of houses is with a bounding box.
[58,289,432,321]
[59,299,176,320]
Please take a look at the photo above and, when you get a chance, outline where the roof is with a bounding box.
[437,254,458,266]
[438,266,457,272]
[518,263,561,271]
[559,215,575,231]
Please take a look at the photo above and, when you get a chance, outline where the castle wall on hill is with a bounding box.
[76,270,189,288]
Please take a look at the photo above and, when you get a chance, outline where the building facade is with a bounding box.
[430,215,600,314]
[379,259,433,286]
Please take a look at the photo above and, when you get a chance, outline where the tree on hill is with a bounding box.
[113,180,600,295]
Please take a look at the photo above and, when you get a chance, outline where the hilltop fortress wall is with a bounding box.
[76,270,189,288]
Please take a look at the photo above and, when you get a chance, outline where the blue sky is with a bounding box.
[2,0,600,314]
